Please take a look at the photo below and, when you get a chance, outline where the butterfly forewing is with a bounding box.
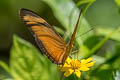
[19,9,66,64]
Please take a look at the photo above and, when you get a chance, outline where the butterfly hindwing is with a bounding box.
[20,8,66,64]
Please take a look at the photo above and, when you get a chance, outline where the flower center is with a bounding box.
[70,59,81,70]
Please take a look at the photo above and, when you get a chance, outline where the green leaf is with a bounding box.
[0,61,10,74]
[10,35,59,80]
[84,35,101,49]
[89,69,115,80]
[42,0,94,43]
[83,27,120,58]
[115,0,120,12]
[96,27,120,41]
[115,0,120,13]
[115,0,120,6]
[76,0,96,15]
[90,42,120,73]
[79,45,90,58]
[0,61,12,80]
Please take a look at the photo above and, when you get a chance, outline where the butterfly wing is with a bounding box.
[62,10,82,63]
[19,8,66,65]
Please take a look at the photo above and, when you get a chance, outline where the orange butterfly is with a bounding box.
[19,8,81,65]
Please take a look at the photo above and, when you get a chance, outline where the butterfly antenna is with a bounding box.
[68,9,82,47]
[76,27,94,39]
[62,10,82,63]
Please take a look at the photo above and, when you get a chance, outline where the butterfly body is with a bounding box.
[19,8,81,65]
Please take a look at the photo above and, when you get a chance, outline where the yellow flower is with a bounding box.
[60,57,95,78]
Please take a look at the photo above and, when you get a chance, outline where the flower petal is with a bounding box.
[81,59,86,63]
[75,70,81,78]
[80,67,90,71]
[60,62,72,72]
[64,69,74,77]
[86,61,96,67]
[65,57,72,64]
[86,57,93,62]
[61,66,71,72]
[81,57,92,64]
[60,57,95,78]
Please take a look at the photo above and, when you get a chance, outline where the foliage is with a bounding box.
[115,0,120,13]
[0,0,120,80]
[1,35,59,80]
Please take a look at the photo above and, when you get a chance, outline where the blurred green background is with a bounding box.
[0,0,120,80]
[0,0,120,56]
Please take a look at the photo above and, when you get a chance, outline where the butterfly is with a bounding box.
[19,8,81,65]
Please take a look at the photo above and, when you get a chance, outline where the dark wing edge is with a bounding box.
[19,8,65,65]
[19,8,65,44]
[19,8,40,19]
